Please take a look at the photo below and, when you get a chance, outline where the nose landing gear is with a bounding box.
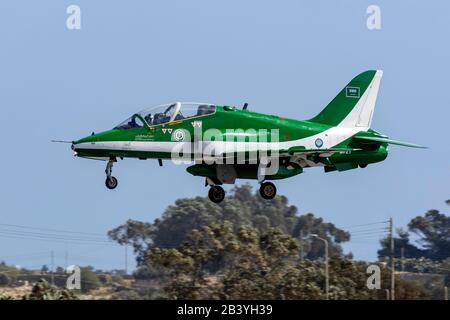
[105,158,118,190]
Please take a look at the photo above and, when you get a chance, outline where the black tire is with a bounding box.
[208,186,225,203]
[259,181,276,200]
[359,164,368,168]
[105,176,118,190]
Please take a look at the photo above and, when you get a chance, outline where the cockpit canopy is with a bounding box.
[114,102,216,130]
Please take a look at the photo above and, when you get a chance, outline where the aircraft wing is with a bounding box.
[354,136,427,148]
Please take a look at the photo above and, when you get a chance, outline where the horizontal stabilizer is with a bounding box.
[354,136,427,148]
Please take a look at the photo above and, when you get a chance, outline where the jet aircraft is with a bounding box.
[68,70,425,203]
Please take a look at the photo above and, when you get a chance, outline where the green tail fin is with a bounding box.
[309,70,383,128]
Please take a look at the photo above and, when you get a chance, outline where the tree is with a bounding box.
[146,221,301,299]
[378,204,450,262]
[80,266,101,293]
[108,220,155,265]
[293,213,350,259]
[408,210,450,260]
[55,266,65,273]
[0,273,10,286]
[109,185,350,267]
[0,263,20,285]
[378,228,426,260]
[146,221,429,300]
[22,279,78,300]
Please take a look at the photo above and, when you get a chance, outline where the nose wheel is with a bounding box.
[105,158,118,190]
[208,185,225,203]
[105,176,118,189]
[259,181,276,200]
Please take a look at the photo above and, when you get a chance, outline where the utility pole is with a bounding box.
[65,242,68,269]
[324,238,329,300]
[445,286,448,301]
[389,217,395,300]
[125,244,128,275]
[401,247,405,272]
[299,230,304,262]
[310,234,329,300]
[124,224,129,275]
[50,250,55,286]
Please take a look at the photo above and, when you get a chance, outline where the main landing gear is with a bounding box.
[206,181,277,203]
[105,158,118,190]
[208,185,225,203]
[259,181,277,200]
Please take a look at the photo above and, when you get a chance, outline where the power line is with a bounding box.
[350,231,389,238]
[0,233,118,246]
[350,235,387,241]
[350,227,389,234]
[339,220,390,230]
[0,251,52,259]
[0,223,107,237]
[0,228,115,244]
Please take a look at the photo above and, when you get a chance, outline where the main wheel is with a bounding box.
[208,186,225,203]
[105,176,118,190]
[259,181,276,200]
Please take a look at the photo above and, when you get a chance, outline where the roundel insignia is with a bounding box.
[315,138,324,148]
[172,129,186,142]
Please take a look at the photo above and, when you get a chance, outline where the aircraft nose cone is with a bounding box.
[71,140,81,156]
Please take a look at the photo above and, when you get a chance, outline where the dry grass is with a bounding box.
[0,284,33,299]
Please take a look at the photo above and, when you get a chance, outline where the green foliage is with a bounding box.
[106,185,448,300]
[22,279,78,300]
[80,266,101,293]
[378,206,450,262]
[408,210,450,260]
[146,221,429,300]
[109,185,350,267]
[294,213,350,259]
[0,263,22,286]
[0,273,11,286]
[110,290,143,300]
[0,293,12,300]
[108,220,154,265]
[378,228,426,260]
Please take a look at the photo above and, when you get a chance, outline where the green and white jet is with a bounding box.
[67,70,425,203]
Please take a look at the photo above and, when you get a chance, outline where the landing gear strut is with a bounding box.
[259,181,277,200]
[105,158,118,190]
[208,185,225,203]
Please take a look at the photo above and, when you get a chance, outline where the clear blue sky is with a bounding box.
[0,0,448,271]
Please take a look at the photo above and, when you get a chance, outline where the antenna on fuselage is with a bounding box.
[243,103,248,110]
